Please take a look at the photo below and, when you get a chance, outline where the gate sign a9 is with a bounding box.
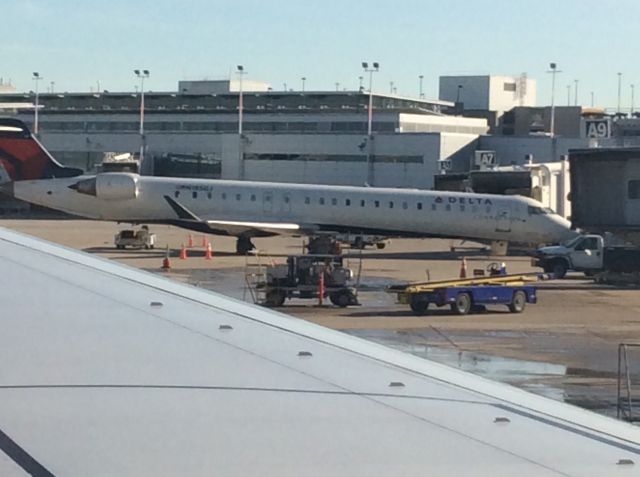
[583,119,611,138]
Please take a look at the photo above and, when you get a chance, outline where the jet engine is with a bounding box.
[70,173,139,200]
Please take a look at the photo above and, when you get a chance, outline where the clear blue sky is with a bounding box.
[4,0,638,108]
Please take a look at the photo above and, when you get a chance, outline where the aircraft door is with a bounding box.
[263,192,273,214]
[495,207,511,233]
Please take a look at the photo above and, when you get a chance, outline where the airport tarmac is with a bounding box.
[3,218,640,419]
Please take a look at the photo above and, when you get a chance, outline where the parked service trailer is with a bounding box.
[388,274,542,316]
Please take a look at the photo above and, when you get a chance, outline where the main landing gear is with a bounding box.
[236,236,256,255]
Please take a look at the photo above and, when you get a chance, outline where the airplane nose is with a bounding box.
[0,181,14,198]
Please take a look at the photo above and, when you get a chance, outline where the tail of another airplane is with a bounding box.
[0,118,83,183]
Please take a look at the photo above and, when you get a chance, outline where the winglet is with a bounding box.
[163,195,202,221]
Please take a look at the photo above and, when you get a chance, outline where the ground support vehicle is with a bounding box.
[249,254,360,307]
[532,234,640,280]
[114,226,156,249]
[388,274,541,316]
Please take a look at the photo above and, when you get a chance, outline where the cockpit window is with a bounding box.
[527,206,548,215]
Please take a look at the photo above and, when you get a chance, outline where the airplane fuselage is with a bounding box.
[11,173,576,244]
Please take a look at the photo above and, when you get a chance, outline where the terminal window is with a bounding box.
[503,82,517,92]
[628,180,640,199]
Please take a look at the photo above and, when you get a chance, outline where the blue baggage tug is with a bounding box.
[388,274,542,316]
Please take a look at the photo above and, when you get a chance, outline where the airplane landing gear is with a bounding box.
[236,236,256,255]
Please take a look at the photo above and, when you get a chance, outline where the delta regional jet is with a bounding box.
[0,119,575,253]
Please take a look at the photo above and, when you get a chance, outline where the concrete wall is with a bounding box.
[479,135,588,165]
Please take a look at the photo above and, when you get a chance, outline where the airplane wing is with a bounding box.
[1,225,639,476]
[163,194,313,236]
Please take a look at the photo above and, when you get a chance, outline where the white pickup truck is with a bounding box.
[532,234,640,278]
[114,227,156,250]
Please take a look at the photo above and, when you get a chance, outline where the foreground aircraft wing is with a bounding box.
[1,226,640,476]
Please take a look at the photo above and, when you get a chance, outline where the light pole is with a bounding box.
[358,76,363,91]
[547,62,561,136]
[566,84,571,106]
[574,79,579,106]
[631,84,635,115]
[617,72,622,114]
[134,69,149,164]
[389,81,394,94]
[362,61,379,185]
[301,76,306,92]
[236,65,247,179]
[590,91,594,107]
[418,75,424,99]
[32,72,42,136]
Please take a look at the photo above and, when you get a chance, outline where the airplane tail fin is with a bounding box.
[0,118,83,183]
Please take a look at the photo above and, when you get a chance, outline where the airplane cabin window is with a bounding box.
[304,197,310,204]
[284,196,290,203]
[236,194,241,201]
[251,194,256,201]
[374,200,380,208]
[222,193,227,200]
[345,199,351,206]
[460,205,465,212]
[417,203,422,210]
[319,198,325,205]
[389,201,394,208]
[207,192,212,199]
[431,204,437,211]
[174,191,180,198]
[331,198,337,206]
[402,202,408,209]
[446,204,451,211]
[360,199,365,207]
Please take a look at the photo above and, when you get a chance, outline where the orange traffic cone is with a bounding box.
[204,242,213,260]
[459,257,467,279]
[161,245,171,270]
[187,234,194,248]
[201,235,207,247]
[179,244,188,260]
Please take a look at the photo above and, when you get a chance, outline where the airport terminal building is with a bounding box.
[0,75,628,189]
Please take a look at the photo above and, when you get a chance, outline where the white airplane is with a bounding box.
[0,119,576,254]
[1,225,640,475]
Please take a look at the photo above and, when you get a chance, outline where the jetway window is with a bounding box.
[628,180,640,199]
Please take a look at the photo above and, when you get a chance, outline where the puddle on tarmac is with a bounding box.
[346,328,624,418]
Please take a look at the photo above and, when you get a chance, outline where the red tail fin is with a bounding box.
[0,118,82,181]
